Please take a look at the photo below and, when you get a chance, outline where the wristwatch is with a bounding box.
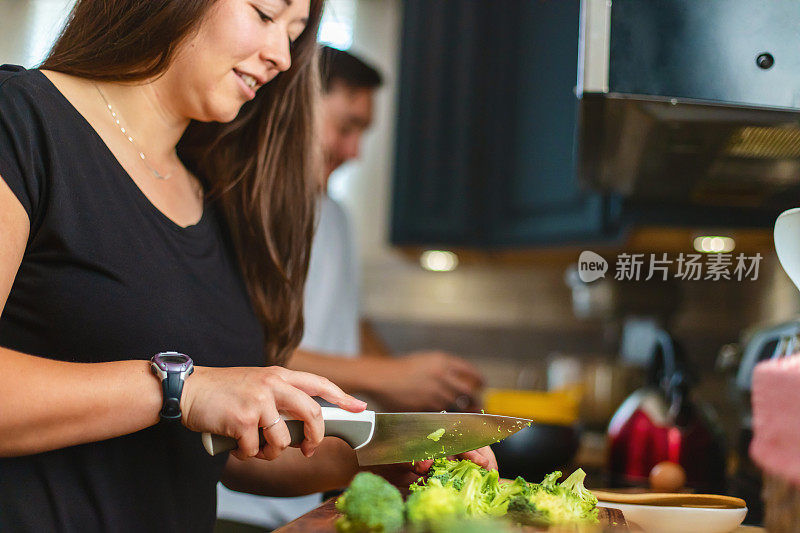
[150,352,194,421]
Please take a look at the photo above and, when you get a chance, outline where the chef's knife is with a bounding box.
[201,408,530,465]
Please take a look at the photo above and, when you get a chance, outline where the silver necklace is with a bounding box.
[94,84,171,180]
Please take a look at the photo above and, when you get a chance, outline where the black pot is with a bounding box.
[492,423,580,482]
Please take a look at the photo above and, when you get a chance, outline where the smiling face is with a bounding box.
[166,0,310,123]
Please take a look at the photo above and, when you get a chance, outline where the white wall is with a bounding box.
[0,0,74,67]
[331,0,402,267]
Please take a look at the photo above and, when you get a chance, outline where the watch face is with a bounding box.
[153,352,193,372]
[160,354,187,364]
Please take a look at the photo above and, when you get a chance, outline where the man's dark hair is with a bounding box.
[319,45,383,93]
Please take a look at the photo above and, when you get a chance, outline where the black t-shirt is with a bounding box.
[0,65,266,532]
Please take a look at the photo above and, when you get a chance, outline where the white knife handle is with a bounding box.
[201,407,375,456]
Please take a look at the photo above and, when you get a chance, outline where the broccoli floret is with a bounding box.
[561,468,597,503]
[405,481,466,529]
[493,476,532,517]
[524,468,599,525]
[425,471,464,491]
[538,470,562,491]
[507,495,532,513]
[557,468,599,522]
[527,490,576,524]
[498,476,530,500]
[427,458,489,485]
[459,467,496,515]
[336,472,404,532]
[507,495,536,514]
[448,477,464,491]
[419,458,485,494]
[409,459,513,518]
[506,495,549,526]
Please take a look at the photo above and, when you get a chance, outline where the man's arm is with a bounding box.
[288,348,381,397]
[286,321,395,395]
[359,320,391,357]
[287,348,484,413]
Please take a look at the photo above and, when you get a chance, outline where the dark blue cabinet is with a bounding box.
[390,0,621,247]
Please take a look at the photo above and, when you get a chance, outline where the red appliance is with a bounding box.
[607,330,727,492]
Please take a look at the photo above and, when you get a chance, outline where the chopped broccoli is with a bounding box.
[524,468,598,524]
[336,472,404,532]
[556,468,599,522]
[410,459,514,517]
[458,466,497,515]
[507,495,534,513]
[421,470,463,492]
[421,458,485,493]
[405,480,466,529]
[427,428,446,441]
[494,476,531,515]
[506,495,548,526]
[406,459,598,527]
[336,460,598,531]
[538,470,562,491]
[561,468,597,505]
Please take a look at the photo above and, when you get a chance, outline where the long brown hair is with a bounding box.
[41,0,323,365]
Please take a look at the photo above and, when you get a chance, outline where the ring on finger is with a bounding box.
[264,415,282,429]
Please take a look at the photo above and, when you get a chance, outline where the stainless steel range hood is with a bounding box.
[577,0,800,212]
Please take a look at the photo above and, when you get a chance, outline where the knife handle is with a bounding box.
[201,407,375,456]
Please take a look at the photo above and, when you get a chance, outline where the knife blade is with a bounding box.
[201,408,530,465]
[354,411,530,465]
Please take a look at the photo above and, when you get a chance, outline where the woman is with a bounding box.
[0,0,494,531]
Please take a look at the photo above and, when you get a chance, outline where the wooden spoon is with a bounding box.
[592,490,746,509]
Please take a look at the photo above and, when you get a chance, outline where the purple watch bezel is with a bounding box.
[152,351,193,374]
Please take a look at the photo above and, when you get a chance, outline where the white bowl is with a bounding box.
[597,501,747,533]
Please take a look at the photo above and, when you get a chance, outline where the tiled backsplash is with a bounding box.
[366,252,793,373]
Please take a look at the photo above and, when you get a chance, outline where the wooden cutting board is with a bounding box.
[276,498,628,532]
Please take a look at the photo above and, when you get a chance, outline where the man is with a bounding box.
[216,46,484,531]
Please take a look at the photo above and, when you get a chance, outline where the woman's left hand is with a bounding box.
[364,446,498,488]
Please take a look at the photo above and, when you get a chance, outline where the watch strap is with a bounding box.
[159,371,185,421]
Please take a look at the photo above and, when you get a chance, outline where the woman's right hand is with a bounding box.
[180,365,366,462]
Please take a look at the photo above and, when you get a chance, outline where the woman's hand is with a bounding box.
[456,446,498,471]
[366,446,498,488]
[412,446,498,474]
[181,365,366,462]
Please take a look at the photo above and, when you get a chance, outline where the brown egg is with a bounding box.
[649,461,687,492]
